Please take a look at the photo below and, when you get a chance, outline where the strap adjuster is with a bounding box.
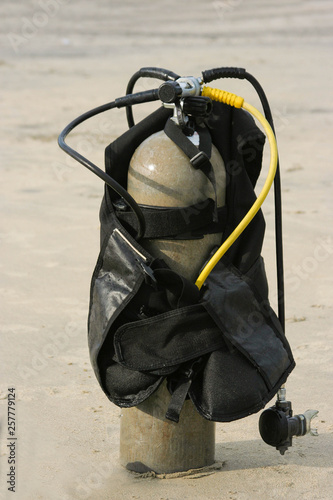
[190,151,210,169]
[136,259,157,288]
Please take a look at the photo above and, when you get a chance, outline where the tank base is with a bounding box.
[119,381,215,474]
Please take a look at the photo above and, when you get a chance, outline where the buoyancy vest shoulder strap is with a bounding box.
[164,118,218,222]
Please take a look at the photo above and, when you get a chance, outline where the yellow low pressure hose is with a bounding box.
[195,87,278,290]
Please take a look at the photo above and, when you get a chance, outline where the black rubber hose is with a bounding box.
[202,67,247,82]
[126,67,180,128]
[202,67,285,332]
[241,71,285,332]
[58,89,160,240]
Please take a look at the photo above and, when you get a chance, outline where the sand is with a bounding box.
[1,0,332,498]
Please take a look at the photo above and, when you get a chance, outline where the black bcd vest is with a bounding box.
[88,102,295,423]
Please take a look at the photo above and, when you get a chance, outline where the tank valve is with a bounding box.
[259,386,319,455]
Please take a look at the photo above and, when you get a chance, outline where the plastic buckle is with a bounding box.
[190,151,210,170]
[137,260,158,288]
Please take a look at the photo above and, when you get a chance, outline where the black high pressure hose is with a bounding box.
[58,88,160,240]
[58,67,181,240]
[202,67,285,332]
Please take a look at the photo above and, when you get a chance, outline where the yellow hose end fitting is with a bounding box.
[202,86,244,109]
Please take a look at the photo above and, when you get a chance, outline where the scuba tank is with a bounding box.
[127,130,226,282]
[58,66,319,455]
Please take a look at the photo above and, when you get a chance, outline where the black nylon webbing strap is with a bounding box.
[116,199,213,238]
[165,357,205,422]
[165,378,193,423]
[152,267,200,309]
[164,118,212,163]
[194,123,212,159]
[115,201,228,239]
[164,118,218,222]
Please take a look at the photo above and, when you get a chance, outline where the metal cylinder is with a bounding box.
[120,381,215,473]
[119,129,225,473]
[128,130,226,280]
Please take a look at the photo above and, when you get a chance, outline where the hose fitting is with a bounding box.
[202,86,244,108]
[259,387,319,455]
[202,67,246,83]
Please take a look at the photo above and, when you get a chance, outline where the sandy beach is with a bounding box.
[1,1,333,498]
